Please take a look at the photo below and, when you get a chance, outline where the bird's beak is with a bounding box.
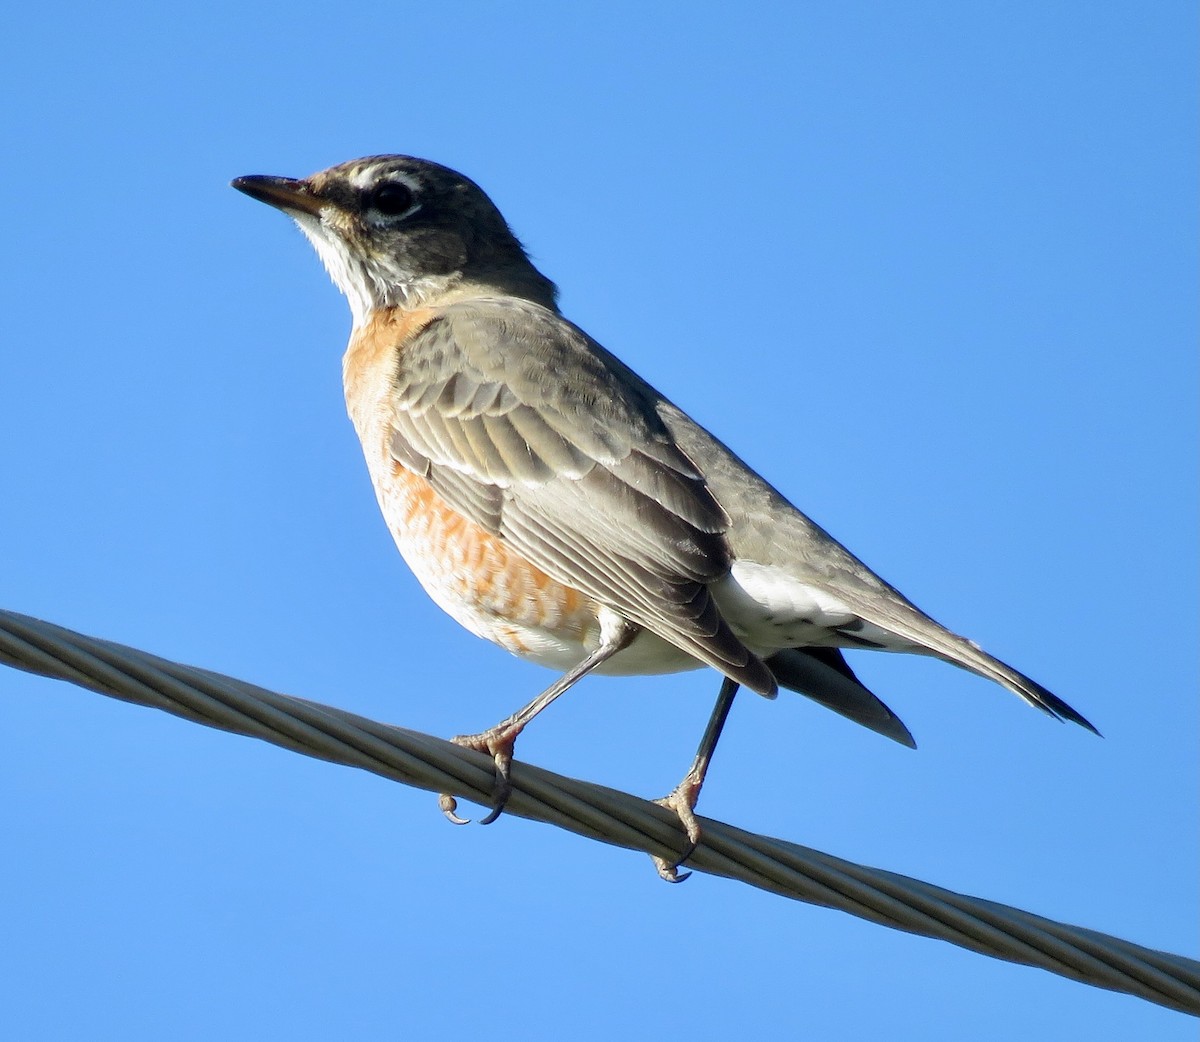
[231,174,325,217]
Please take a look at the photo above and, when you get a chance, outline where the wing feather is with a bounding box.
[480,412,552,481]
[457,415,510,475]
[386,297,775,695]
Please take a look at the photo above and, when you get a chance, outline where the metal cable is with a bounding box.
[1,607,1196,1016]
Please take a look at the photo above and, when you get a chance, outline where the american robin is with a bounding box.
[233,156,1096,880]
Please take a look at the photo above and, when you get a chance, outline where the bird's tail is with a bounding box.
[946,644,1101,734]
[766,647,916,748]
[842,595,1101,736]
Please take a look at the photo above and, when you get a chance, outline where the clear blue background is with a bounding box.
[1,3,1195,1038]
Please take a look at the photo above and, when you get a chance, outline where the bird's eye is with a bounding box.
[370,182,417,217]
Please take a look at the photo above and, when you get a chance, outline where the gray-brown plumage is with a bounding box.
[233,155,1096,879]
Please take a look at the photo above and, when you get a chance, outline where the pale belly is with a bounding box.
[373,458,704,678]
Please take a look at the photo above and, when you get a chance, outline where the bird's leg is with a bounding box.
[652,676,740,883]
[439,618,639,825]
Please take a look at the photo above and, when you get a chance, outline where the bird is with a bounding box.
[232,155,1097,880]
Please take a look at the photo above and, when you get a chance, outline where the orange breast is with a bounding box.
[344,305,599,659]
[380,460,596,654]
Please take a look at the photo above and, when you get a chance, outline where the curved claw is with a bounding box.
[652,855,693,883]
[446,729,519,826]
[650,779,705,883]
[438,792,471,825]
[477,750,513,825]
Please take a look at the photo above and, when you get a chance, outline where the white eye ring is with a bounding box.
[364,173,423,224]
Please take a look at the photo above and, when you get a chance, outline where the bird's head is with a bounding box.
[233,155,557,325]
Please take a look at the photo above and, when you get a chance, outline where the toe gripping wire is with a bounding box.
[0,607,1197,1017]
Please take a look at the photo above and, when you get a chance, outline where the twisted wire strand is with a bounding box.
[1,608,1196,1016]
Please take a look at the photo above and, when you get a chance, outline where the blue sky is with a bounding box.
[1,2,1195,1038]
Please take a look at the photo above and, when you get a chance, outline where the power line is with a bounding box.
[1,608,1196,1016]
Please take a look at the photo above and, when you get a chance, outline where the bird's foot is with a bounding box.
[650,771,706,883]
[438,724,522,826]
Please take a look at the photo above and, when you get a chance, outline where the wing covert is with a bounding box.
[385,297,775,694]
